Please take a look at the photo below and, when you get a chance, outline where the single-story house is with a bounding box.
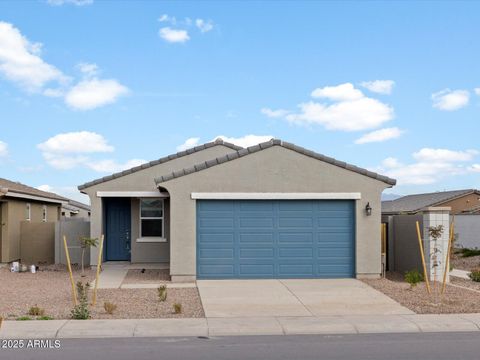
[78,139,396,281]
[382,189,480,215]
[0,178,67,263]
[61,199,91,219]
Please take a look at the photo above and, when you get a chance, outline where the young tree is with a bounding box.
[80,237,98,276]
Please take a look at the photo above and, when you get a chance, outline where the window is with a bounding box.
[140,199,164,238]
[26,203,31,221]
[42,205,47,222]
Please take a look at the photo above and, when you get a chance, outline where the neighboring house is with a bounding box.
[79,139,395,281]
[382,189,480,215]
[0,178,67,263]
[61,199,91,219]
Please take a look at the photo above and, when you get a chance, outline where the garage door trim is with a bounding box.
[191,192,361,200]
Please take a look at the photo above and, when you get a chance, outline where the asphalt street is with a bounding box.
[2,332,480,360]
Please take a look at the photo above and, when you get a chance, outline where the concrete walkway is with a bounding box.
[2,314,480,339]
[451,269,471,280]
[197,279,413,317]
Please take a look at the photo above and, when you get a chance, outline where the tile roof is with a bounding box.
[78,139,243,190]
[381,189,478,214]
[0,178,68,202]
[64,199,91,211]
[154,139,397,186]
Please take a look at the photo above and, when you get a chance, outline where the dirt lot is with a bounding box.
[0,266,204,320]
[451,252,480,271]
[363,272,480,314]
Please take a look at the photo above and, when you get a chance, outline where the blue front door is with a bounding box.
[105,198,131,261]
[196,200,355,279]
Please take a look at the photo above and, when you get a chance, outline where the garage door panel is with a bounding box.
[197,200,355,279]
[278,233,313,244]
[240,264,274,276]
[198,233,234,244]
[240,248,275,258]
[239,217,274,228]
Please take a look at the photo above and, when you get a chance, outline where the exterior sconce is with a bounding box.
[365,202,372,216]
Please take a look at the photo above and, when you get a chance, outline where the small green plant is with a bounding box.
[16,316,32,321]
[157,285,167,302]
[71,281,91,320]
[460,248,480,258]
[80,237,98,275]
[103,301,117,315]
[469,269,480,282]
[37,316,54,320]
[28,305,45,317]
[404,269,424,288]
[173,303,182,314]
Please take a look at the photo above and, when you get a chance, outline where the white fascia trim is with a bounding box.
[96,191,170,198]
[191,192,361,200]
[6,191,67,204]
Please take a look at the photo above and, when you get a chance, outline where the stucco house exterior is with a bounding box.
[61,199,91,219]
[78,139,396,282]
[0,178,66,263]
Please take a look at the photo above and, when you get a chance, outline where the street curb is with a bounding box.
[1,314,480,339]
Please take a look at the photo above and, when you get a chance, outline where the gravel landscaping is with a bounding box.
[451,252,480,271]
[122,269,170,284]
[0,267,204,320]
[450,276,480,292]
[363,272,480,314]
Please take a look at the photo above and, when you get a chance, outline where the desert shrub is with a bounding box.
[173,303,182,314]
[37,316,54,320]
[28,305,45,317]
[404,269,423,288]
[469,269,480,282]
[158,285,167,302]
[16,316,32,321]
[461,248,480,258]
[71,281,91,320]
[103,301,117,315]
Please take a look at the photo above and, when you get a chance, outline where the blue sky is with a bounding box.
[0,0,479,203]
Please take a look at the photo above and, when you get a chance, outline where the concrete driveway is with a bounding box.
[197,279,413,317]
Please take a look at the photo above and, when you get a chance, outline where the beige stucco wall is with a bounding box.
[0,198,59,262]
[158,146,391,280]
[82,144,238,265]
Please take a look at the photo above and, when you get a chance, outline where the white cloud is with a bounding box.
[47,0,93,6]
[38,131,145,173]
[267,83,394,132]
[77,62,99,77]
[360,80,395,94]
[311,83,363,101]
[195,19,214,33]
[376,148,478,185]
[214,135,273,148]
[412,148,477,162]
[158,14,176,24]
[355,127,404,144]
[65,78,129,110]
[474,88,480,96]
[159,27,190,43]
[85,159,147,173]
[0,21,67,92]
[38,131,114,154]
[177,137,200,151]
[468,164,480,173]
[0,141,8,158]
[432,89,469,111]
[37,184,90,204]
[260,108,290,118]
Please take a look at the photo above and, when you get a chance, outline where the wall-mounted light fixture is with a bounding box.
[365,202,372,216]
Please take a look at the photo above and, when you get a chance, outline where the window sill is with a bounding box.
[136,237,168,243]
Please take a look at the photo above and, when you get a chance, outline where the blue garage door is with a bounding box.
[196,200,355,279]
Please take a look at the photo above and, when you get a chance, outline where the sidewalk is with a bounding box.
[2,314,480,339]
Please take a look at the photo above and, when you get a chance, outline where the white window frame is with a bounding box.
[42,205,47,222]
[138,198,166,243]
[26,203,31,221]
